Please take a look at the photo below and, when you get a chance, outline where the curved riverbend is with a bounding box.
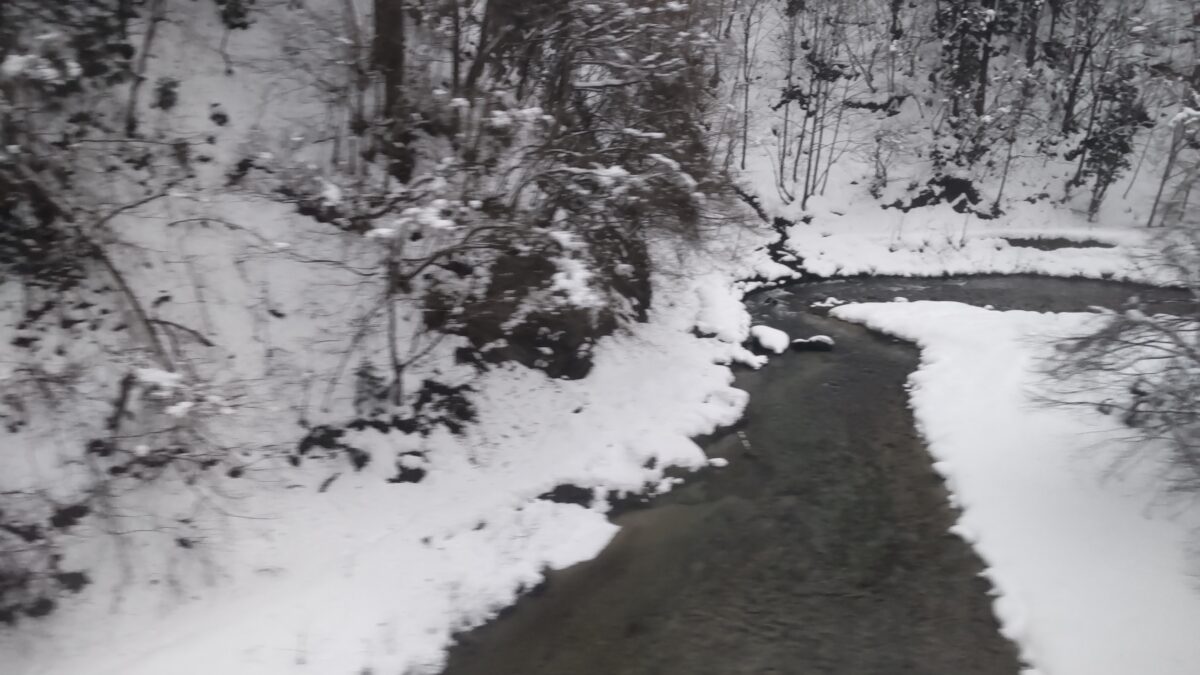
[440,276,1188,675]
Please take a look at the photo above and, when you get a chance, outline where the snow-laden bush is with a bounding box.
[226,0,733,388]
[0,0,738,630]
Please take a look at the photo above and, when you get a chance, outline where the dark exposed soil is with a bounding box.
[440,276,1188,675]
[1001,236,1115,250]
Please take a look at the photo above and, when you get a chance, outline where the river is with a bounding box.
[440,275,1189,675]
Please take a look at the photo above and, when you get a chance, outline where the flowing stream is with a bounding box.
[440,275,1189,675]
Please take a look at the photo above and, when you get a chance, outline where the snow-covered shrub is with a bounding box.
[0,494,92,625]
[0,0,200,368]
[0,2,137,291]
[224,0,731,389]
[0,0,204,610]
[1064,63,1150,218]
[0,0,736,630]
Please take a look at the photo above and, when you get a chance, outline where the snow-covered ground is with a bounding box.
[0,2,796,671]
[833,301,1200,675]
[728,21,1200,671]
[782,198,1172,283]
[728,10,1200,667]
[738,123,1178,284]
[5,1,1198,672]
[728,0,1185,287]
[3,251,776,675]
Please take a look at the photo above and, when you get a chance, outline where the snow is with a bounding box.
[1,54,33,77]
[319,178,342,207]
[726,0,1185,290]
[163,401,194,418]
[696,277,751,343]
[1170,106,1200,127]
[622,128,666,140]
[593,165,630,186]
[135,367,184,389]
[0,2,774,657]
[648,152,681,170]
[832,301,1200,675]
[549,257,602,308]
[810,296,844,308]
[749,325,789,353]
[730,346,768,369]
[7,0,1195,670]
[3,238,760,675]
[0,53,77,82]
[789,335,835,351]
[776,198,1171,283]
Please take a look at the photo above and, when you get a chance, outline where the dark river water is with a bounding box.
[440,275,1189,675]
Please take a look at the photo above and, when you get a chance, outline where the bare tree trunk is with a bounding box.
[374,0,407,117]
[820,78,849,195]
[791,118,804,183]
[801,79,826,209]
[124,0,165,137]
[791,21,818,185]
[1148,125,1184,227]
[1069,50,1113,188]
[451,0,462,94]
[778,14,798,191]
[792,73,817,184]
[1061,3,1100,134]
[1061,49,1091,134]
[465,1,494,93]
[974,0,997,116]
[1047,0,1062,40]
[343,0,368,142]
[889,0,903,40]
[1021,0,1042,68]
[994,134,1016,212]
[739,7,754,170]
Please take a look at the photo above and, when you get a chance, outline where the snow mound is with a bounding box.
[810,296,844,308]
[791,335,835,351]
[696,277,750,343]
[750,325,790,353]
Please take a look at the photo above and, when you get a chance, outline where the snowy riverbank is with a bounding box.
[833,301,1200,675]
[2,239,790,675]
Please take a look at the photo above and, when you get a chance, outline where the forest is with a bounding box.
[2,0,1199,673]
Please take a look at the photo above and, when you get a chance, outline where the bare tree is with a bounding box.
[1043,226,1200,495]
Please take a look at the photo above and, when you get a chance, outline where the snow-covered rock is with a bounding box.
[750,325,790,353]
[791,335,835,352]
